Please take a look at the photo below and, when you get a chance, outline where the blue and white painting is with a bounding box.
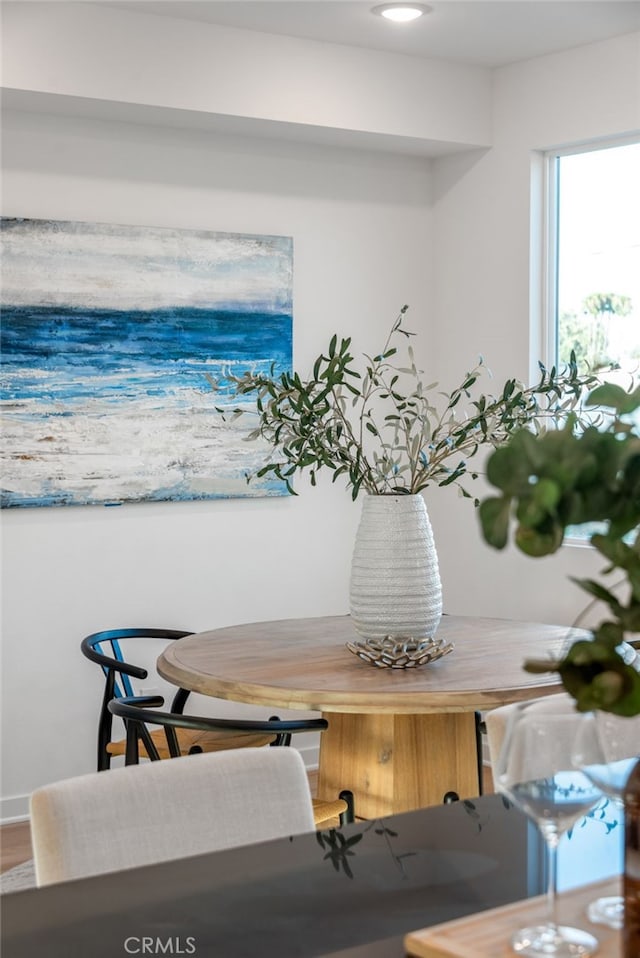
[0,218,293,507]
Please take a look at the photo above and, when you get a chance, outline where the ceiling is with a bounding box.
[113,1,640,68]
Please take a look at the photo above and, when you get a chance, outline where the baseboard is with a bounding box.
[1,796,30,825]
[298,742,320,769]
[1,743,321,826]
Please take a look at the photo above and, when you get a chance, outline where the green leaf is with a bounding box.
[478,497,512,549]
[514,522,564,557]
[570,577,624,612]
[586,382,640,415]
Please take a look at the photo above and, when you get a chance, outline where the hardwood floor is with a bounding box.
[0,821,32,873]
[0,765,494,874]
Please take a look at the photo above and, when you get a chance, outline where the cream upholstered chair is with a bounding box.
[30,747,316,887]
[484,692,577,773]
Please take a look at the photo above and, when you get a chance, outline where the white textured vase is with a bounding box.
[349,494,443,640]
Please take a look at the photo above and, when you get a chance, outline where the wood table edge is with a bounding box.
[157,643,562,713]
[403,877,621,958]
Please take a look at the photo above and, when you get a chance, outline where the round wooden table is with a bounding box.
[158,614,578,818]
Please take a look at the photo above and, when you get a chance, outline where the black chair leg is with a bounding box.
[443,791,460,803]
[475,711,486,796]
[97,674,116,771]
[170,687,190,715]
[338,790,355,825]
[442,713,485,805]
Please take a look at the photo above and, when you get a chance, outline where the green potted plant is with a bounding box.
[478,382,640,957]
[478,381,640,715]
[215,306,599,641]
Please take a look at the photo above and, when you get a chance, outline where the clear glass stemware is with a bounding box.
[496,699,603,957]
[571,710,640,929]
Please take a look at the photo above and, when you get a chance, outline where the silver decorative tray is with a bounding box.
[346,635,454,669]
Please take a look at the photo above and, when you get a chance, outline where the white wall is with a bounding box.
[430,32,640,624]
[0,107,433,820]
[1,1,491,153]
[2,1,496,821]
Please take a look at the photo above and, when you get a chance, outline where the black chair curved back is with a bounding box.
[81,628,194,771]
[108,696,329,762]
[108,696,355,827]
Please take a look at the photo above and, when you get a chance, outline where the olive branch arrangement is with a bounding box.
[214,306,600,501]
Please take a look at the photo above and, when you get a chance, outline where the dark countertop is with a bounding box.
[1,793,622,958]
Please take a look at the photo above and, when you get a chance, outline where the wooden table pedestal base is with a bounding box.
[317,711,480,819]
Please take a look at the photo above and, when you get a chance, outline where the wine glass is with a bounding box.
[572,710,640,929]
[495,698,603,957]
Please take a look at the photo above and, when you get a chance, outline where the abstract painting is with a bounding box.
[0,218,293,507]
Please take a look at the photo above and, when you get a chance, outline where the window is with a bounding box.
[546,139,640,380]
[543,138,640,544]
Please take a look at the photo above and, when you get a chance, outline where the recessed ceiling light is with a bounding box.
[371,3,432,23]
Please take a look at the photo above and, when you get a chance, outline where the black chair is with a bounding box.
[108,695,355,828]
[81,628,279,772]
